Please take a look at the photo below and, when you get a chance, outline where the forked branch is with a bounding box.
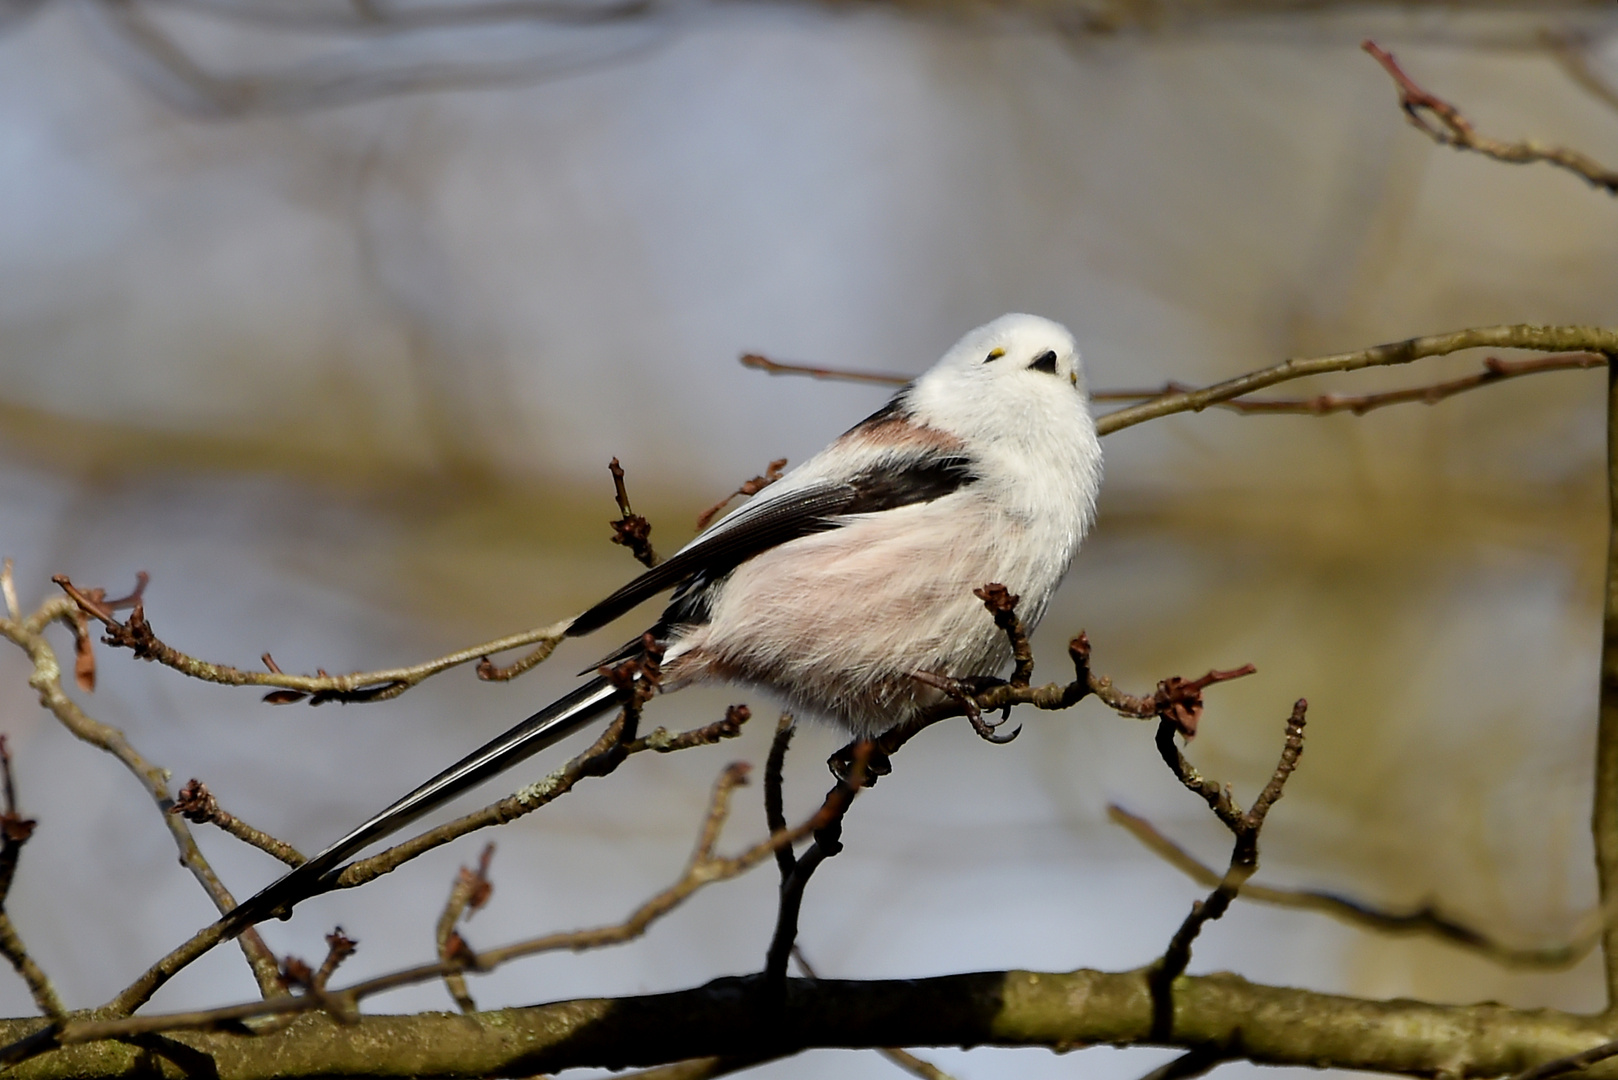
[1110,805,1599,970]
[1149,701,1308,1039]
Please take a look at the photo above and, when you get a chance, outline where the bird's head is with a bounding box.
[906,313,1093,447]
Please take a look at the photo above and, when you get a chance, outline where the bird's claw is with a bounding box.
[913,671,1022,745]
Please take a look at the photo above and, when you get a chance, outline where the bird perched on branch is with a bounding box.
[223,312,1103,933]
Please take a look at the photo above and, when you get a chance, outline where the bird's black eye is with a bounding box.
[984,348,1005,363]
[1029,350,1058,374]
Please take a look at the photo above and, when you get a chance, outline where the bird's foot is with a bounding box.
[913,671,1022,745]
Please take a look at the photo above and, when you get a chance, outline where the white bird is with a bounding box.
[222,313,1103,932]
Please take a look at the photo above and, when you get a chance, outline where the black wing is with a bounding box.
[566,452,979,639]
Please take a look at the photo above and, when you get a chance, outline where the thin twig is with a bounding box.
[1364,40,1618,195]
[741,347,1613,427]
[626,704,750,756]
[617,1058,780,1080]
[313,929,357,991]
[436,844,494,1014]
[1510,1038,1618,1080]
[1547,32,1618,115]
[765,714,796,880]
[974,584,1033,688]
[696,458,788,531]
[172,779,307,867]
[1136,1046,1227,1080]
[475,641,562,683]
[1109,806,1598,970]
[608,457,659,569]
[0,739,62,1020]
[53,573,569,705]
[876,631,1255,762]
[740,353,910,386]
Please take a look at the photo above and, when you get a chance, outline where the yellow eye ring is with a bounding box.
[984,348,1006,363]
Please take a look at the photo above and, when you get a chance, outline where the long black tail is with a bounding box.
[219,675,622,935]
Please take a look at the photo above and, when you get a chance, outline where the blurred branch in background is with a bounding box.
[77,0,669,116]
[5,0,1608,115]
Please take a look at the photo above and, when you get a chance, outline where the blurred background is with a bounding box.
[2,1,1618,1076]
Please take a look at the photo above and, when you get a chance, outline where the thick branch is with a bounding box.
[4,968,1618,1079]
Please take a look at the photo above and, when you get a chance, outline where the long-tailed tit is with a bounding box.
[222,312,1103,932]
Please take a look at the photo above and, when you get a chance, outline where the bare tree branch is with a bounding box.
[1148,702,1308,1039]
[435,844,494,1014]
[608,457,660,569]
[53,573,570,704]
[173,779,307,868]
[740,353,910,386]
[1109,805,1599,969]
[1364,39,1618,194]
[763,744,869,995]
[3,965,1618,1079]
[86,0,664,117]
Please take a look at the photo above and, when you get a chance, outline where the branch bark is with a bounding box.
[4,967,1618,1080]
